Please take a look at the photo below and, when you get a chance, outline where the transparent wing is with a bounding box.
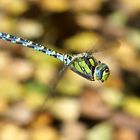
[39,65,68,111]
[40,57,77,111]
[30,64,72,123]
[87,38,121,55]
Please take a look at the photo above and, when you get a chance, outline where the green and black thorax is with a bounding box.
[69,53,98,81]
[66,52,110,82]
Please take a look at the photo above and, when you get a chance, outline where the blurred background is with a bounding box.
[0,0,140,140]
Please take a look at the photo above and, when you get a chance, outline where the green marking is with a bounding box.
[102,71,110,81]
[89,58,95,66]
[73,61,83,73]
[79,61,91,74]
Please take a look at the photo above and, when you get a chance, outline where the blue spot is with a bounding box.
[96,69,102,79]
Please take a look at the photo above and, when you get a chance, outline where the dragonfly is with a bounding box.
[0,32,110,82]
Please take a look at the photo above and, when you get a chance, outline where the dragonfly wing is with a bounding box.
[88,38,121,54]
[40,64,69,110]
[40,57,77,110]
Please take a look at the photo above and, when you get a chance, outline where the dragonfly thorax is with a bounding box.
[70,55,96,81]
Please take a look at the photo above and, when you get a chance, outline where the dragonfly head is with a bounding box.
[94,62,110,82]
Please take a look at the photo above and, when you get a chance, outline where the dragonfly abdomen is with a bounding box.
[0,32,73,64]
[0,32,52,52]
